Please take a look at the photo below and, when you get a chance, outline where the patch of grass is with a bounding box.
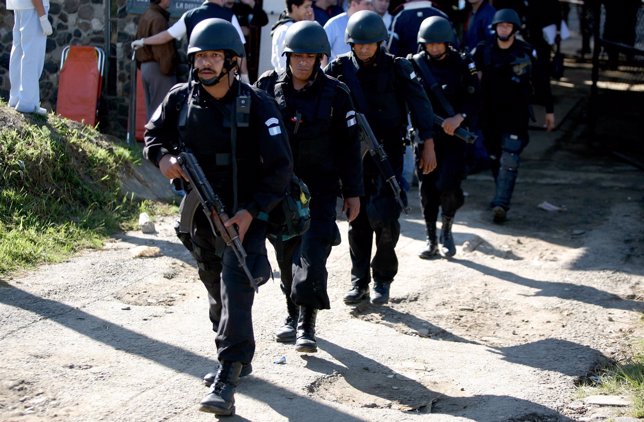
[576,339,644,418]
[0,103,144,274]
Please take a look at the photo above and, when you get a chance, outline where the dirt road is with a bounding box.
[1,66,643,421]
[1,143,642,421]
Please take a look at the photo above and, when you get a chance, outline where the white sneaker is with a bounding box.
[17,106,47,116]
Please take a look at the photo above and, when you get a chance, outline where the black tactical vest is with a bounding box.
[177,85,260,210]
[263,72,339,179]
[338,53,406,142]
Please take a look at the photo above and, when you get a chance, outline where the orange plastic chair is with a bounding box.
[135,70,147,142]
[126,62,148,142]
[56,46,105,126]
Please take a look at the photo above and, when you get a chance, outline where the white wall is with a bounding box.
[258,0,287,75]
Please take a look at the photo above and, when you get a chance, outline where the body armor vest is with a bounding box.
[264,72,338,181]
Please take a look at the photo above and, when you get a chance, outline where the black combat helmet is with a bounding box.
[283,20,331,56]
[187,18,245,59]
[491,8,521,29]
[345,10,388,44]
[417,16,455,45]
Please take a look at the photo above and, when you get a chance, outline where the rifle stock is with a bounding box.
[356,113,409,214]
[177,152,262,292]
[433,115,478,144]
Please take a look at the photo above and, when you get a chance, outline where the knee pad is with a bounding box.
[501,133,525,154]
[500,151,520,172]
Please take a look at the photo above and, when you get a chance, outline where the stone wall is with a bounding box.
[0,0,177,139]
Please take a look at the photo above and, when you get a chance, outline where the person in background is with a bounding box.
[312,0,343,26]
[135,0,177,120]
[603,0,641,69]
[131,0,251,83]
[8,0,52,116]
[472,8,555,224]
[373,0,392,29]
[224,0,269,31]
[387,0,447,57]
[410,16,480,259]
[461,0,495,53]
[524,0,561,84]
[223,0,269,81]
[270,0,314,72]
[577,0,593,59]
[326,11,436,305]
[324,0,374,62]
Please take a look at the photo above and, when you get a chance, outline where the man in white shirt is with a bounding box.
[323,0,373,62]
[8,0,52,115]
[270,0,314,72]
[131,0,250,82]
[373,0,391,29]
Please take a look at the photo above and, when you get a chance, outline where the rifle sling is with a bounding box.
[411,54,457,118]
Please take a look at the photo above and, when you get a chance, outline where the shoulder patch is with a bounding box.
[265,117,282,136]
[345,110,357,127]
[467,61,477,74]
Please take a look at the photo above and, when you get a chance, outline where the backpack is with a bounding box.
[258,174,311,242]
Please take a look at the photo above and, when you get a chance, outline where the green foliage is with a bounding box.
[577,340,644,418]
[0,105,141,274]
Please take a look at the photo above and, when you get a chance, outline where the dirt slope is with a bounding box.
[1,65,643,421]
[1,143,642,421]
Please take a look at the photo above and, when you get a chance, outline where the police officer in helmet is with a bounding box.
[411,16,480,258]
[256,20,363,352]
[326,10,436,305]
[472,8,555,223]
[143,18,293,416]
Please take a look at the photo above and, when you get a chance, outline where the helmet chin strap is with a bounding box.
[496,26,517,42]
[286,54,321,81]
[428,47,448,61]
[352,42,379,65]
[195,58,238,87]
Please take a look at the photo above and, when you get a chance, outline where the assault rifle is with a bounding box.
[410,54,478,144]
[177,151,262,292]
[356,112,409,214]
[433,115,477,144]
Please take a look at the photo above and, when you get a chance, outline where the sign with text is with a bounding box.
[127,0,204,17]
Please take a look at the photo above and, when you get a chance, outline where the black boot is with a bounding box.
[199,361,242,416]
[343,284,369,304]
[372,281,390,305]
[202,363,252,387]
[492,206,507,224]
[440,215,456,257]
[295,306,318,353]
[419,224,439,259]
[274,296,299,342]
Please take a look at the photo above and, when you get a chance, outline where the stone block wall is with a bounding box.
[0,0,179,139]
